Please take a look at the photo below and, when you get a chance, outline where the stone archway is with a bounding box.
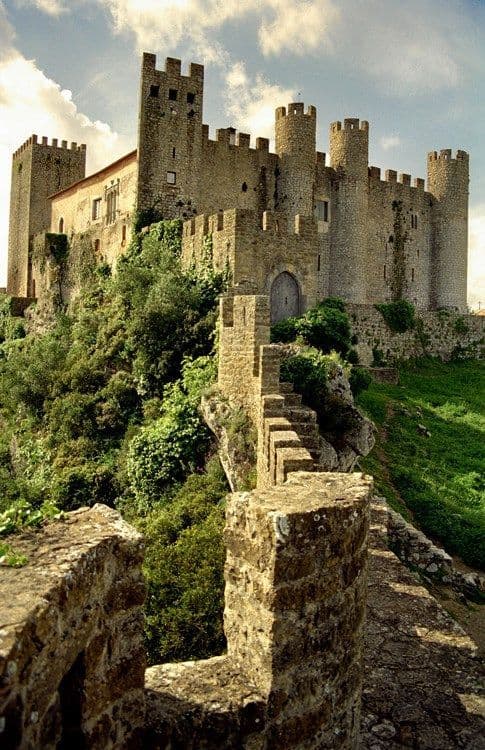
[270,271,300,324]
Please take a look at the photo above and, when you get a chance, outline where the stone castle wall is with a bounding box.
[7,136,86,297]
[0,505,146,749]
[182,209,320,314]
[50,150,137,270]
[1,478,371,749]
[348,304,484,364]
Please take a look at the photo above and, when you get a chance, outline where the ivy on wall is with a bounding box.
[390,200,408,301]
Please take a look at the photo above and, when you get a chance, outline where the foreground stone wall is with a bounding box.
[0,505,145,749]
[146,470,372,749]
[348,304,484,365]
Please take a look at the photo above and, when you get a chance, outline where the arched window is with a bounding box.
[59,217,64,233]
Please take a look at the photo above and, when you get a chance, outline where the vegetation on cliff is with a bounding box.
[357,359,485,569]
[0,221,228,663]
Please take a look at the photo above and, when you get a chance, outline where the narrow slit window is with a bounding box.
[59,217,64,233]
[122,224,127,243]
[411,268,415,282]
[92,198,102,220]
[172,147,176,158]
[317,255,321,272]
[383,264,386,280]
[167,171,176,185]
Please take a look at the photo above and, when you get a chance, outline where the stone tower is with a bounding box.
[274,103,316,220]
[329,118,369,304]
[7,136,86,297]
[427,149,469,310]
[136,54,205,220]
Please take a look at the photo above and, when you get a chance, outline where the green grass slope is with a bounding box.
[357,359,485,569]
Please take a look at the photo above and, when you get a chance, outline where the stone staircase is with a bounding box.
[259,382,322,486]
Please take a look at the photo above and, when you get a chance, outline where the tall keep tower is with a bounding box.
[274,103,316,220]
[7,136,86,297]
[329,118,369,304]
[136,54,204,219]
[427,149,469,310]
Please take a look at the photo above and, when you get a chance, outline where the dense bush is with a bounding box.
[349,366,372,396]
[375,299,416,333]
[271,298,351,357]
[135,458,227,664]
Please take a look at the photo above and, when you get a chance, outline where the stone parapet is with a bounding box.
[146,471,372,748]
[0,505,146,749]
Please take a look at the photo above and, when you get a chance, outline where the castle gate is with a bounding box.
[270,271,300,323]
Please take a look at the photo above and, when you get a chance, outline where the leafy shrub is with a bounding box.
[372,348,386,367]
[375,299,416,333]
[349,366,372,396]
[296,302,351,355]
[270,316,300,343]
[454,316,469,335]
[50,462,119,511]
[346,348,359,365]
[136,458,227,664]
[280,349,329,408]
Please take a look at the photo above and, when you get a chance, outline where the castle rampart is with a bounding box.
[8,134,86,297]
[7,51,472,315]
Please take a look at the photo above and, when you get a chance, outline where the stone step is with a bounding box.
[300,436,320,451]
[289,421,319,437]
[285,407,317,424]
[283,392,302,407]
[279,382,294,394]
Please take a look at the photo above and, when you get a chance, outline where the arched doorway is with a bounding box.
[270,271,300,324]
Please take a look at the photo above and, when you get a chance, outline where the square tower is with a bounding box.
[7,136,86,297]
[136,54,204,222]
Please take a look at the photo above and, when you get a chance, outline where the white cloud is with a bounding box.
[15,0,67,14]
[0,51,131,286]
[467,205,485,310]
[380,135,401,151]
[224,61,295,142]
[17,0,480,94]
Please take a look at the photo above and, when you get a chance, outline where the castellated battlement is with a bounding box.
[368,166,426,190]
[275,102,317,120]
[331,118,369,133]
[183,208,317,240]
[200,125,272,153]
[13,134,86,159]
[142,51,204,81]
[427,148,469,163]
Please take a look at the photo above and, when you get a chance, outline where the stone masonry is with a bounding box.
[7,53,471,318]
[0,504,146,749]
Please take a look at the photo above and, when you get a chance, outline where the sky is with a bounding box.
[0,0,483,307]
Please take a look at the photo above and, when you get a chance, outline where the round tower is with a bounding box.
[427,149,469,310]
[328,118,369,304]
[274,103,316,219]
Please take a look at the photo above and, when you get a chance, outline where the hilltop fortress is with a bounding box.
[7,53,470,321]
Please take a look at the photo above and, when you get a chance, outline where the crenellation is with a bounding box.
[7,50,470,313]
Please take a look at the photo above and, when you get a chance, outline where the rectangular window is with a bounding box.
[411,268,415,282]
[172,147,176,158]
[168,88,178,101]
[94,239,100,253]
[105,183,119,225]
[384,264,387,280]
[315,200,329,222]
[317,255,321,272]
[187,92,195,104]
[166,171,176,185]
[92,198,102,220]
[150,85,159,98]
[122,224,127,244]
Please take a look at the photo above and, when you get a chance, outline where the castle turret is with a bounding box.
[329,118,369,303]
[427,149,469,310]
[136,54,204,220]
[274,103,316,220]
[7,135,86,297]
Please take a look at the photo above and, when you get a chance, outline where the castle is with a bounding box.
[7,52,469,320]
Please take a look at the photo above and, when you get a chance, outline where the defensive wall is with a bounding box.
[1,482,371,749]
[348,304,484,364]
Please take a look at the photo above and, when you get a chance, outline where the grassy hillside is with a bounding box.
[357,359,485,569]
